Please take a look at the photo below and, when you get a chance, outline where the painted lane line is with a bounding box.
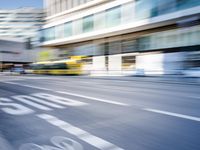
[37,114,124,150]
[56,91,129,106]
[4,81,129,106]
[4,82,51,91]
[144,108,200,122]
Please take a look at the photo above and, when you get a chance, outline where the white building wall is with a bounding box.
[92,56,106,76]
[108,55,122,75]
[136,52,186,75]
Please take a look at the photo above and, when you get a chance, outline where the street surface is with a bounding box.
[0,74,200,150]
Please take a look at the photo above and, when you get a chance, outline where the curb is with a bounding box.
[75,76,200,86]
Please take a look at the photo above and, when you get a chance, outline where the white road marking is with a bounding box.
[37,114,124,150]
[32,93,88,107]
[3,81,129,106]
[0,93,87,116]
[4,82,51,91]
[144,108,200,122]
[56,91,129,106]
[12,95,52,111]
[28,94,65,109]
[0,97,34,115]
[20,136,83,150]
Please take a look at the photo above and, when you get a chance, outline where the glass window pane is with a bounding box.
[135,0,155,20]
[138,36,151,51]
[106,6,121,28]
[40,30,45,42]
[94,11,106,30]
[156,0,176,16]
[55,24,64,39]
[64,22,72,37]
[176,0,200,10]
[93,43,105,56]
[122,39,137,53]
[74,44,94,56]
[109,41,121,55]
[122,56,136,70]
[82,15,94,33]
[121,2,134,24]
[44,27,55,41]
[73,19,82,35]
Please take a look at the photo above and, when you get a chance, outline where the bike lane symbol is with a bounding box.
[19,136,84,150]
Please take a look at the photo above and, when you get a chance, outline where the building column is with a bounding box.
[92,56,107,76]
[108,55,122,75]
[50,0,56,16]
[61,0,67,12]
[67,0,73,10]
[55,0,61,14]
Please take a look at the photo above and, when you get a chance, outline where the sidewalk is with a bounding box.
[1,72,200,85]
[82,75,200,85]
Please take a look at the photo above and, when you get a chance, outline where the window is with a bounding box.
[121,2,134,24]
[50,63,68,69]
[82,15,94,33]
[39,30,45,42]
[122,56,136,70]
[176,0,200,10]
[64,22,72,37]
[44,27,55,41]
[94,11,106,30]
[93,43,106,56]
[74,43,94,56]
[138,36,151,51]
[108,41,121,55]
[55,24,64,39]
[122,39,137,53]
[106,6,121,27]
[155,0,176,16]
[135,0,155,20]
[73,19,82,35]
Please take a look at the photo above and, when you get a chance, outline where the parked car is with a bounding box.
[11,67,25,74]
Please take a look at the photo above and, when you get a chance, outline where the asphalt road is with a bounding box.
[0,74,200,150]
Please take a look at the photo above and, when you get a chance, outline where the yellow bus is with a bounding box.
[30,56,84,75]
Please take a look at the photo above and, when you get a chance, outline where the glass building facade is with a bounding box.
[0,8,44,42]
[41,0,200,43]
[41,0,200,75]
[44,0,94,17]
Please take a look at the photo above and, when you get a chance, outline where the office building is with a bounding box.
[40,0,200,75]
[0,7,44,42]
[0,8,44,70]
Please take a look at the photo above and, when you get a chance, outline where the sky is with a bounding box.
[0,0,43,9]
